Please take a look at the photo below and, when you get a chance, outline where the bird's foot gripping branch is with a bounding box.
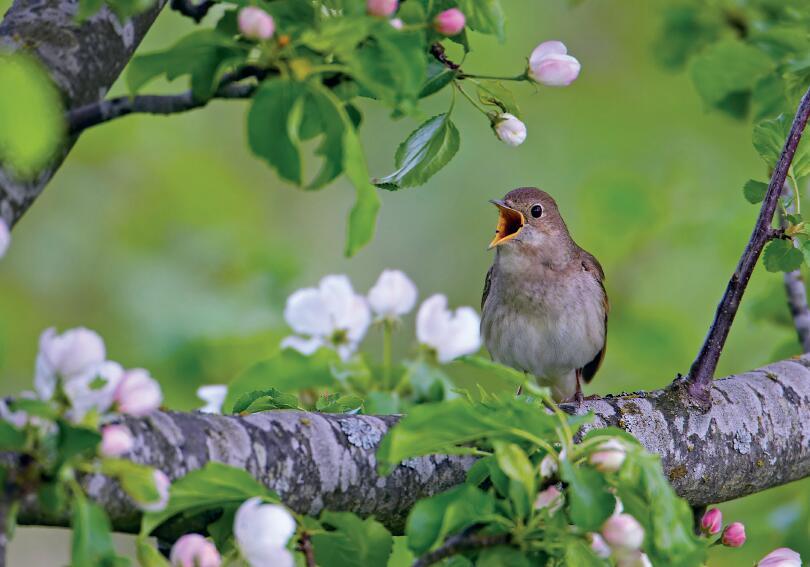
[3,270,809,566]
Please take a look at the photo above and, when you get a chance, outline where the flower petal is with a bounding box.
[284,288,331,337]
[280,335,324,356]
[438,306,481,362]
[529,40,568,67]
[319,274,356,328]
[368,270,418,317]
[416,294,451,348]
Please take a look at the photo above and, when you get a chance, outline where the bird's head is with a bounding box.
[488,187,570,251]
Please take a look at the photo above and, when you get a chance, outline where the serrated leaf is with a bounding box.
[763,239,804,272]
[127,30,247,99]
[690,39,773,117]
[140,462,277,536]
[374,113,459,189]
[458,0,506,42]
[316,393,364,413]
[233,388,301,414]
[493,442,535,501]
[420,61,456,99]
[743,179,769,204]
[312,511,393,567]
[559,459,614,531]
[71,494,126,567]
[753,114,810,178]
[405,484,495,554]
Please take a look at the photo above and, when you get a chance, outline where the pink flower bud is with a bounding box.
[367,0,397,17]
[114,369,162,417]
[493,113,527,147]
[389,18,404,29]
[100,424,134,457]
[587,533,611,559]
[700,508,722,535]
[533,486,563,514]
[588,439,626,473]
[238,7,275,41]
[758,547,802,567]
[616,551,653,567]
[528,40,581,86]
[602,513,644,551]
[170,534,221,567]
[434,8,465,36]
[721,522,746,548]
[0,219,9,259]
[138,469,170,513]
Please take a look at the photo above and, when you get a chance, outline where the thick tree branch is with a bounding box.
[0,0,168,228]
[8,356,810,538]
[686,87,810,408]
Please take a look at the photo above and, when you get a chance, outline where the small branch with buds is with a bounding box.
[683,85,810,410]
[412,530,510,567]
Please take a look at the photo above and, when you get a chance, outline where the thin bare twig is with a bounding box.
[412,531,510,567]
[684,86,810,409]
[779,182,810,352]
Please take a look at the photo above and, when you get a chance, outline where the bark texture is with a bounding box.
[12,355,810,537]
[0,0,167,227]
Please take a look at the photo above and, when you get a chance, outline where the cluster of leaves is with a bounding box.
[112,0,520,256]
[656,0,810,272]
[0,397,164,566]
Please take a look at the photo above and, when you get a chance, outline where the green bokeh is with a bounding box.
[1,0,808,564]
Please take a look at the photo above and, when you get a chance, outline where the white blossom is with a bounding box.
[64,360,124,421]
[114,369,162,417]
[493,113,527,147]
[170,534,221,567]
[34,327,106,400]
[367,269,418,319]
[528,40,581,86]
[234,497,297,567]
[533,486,563,515]
[602,513,644,551]
[100,424,134,457]
[758,548,802,567]
[588,438,626,472]
[282,275,371,361]
[197,384,228,414]
[416,294,481,363]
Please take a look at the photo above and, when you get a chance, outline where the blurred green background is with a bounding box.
[2,0,808,564]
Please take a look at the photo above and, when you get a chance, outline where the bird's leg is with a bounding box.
[574,369,584,406]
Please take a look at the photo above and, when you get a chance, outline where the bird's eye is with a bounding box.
[530,204,543,218]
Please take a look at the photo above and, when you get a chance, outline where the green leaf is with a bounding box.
[559,459,614,531]
[405,484,495,554]
[140,462,277,536]
[312,511,393,567]
[563,538,606,566]
[342,114,381,256]
[8,398,57,419]
[458,0,506,42]
[0,421,26,451]
[127,30,247,99]
[234,388,302,414]
[226,348,339,412]
[743,179,769,204]
[71,494,125,567]
[374,113,460,190]
[365,392,400,415]
[753,114,810,178]
[136,536,171,567]
[420,61,457,98]
[453,355,526,387]
[493,442,535,501]
[402,359,457,402]
[477,82,520,117]
[316,393,364,413]
[689,39,774,116]
[57,421,102,466]
[477,546,531,567]
[101,458,160,505]
[0,53,64,177]
[763,239,803,272]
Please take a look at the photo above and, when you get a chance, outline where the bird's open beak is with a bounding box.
[488,199,525,249]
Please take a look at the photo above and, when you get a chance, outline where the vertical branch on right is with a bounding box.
[779,181,810,353]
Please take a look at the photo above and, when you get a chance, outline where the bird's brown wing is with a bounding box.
[481,265,494,310]
[580,252,608,383]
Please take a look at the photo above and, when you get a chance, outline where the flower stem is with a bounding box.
[453,81,491,117]
[460,72,527,82]
[382,320,393,390]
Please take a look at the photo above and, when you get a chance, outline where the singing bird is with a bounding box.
[480,187,608,402]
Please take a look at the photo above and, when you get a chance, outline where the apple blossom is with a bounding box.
[528,40,581,87]
[434,8,465,36]
[197,384,228,414]
[100,424,134,457]
[0,219,9,259]
[238,7,275,40]
[234,497,297,567]
[367,0,397,17]
[587,533,611,559]
[700,508,722,535]
[34,327,106,400]
[170,534,221,567]
[64,360,124,421]
[493,113,527,147]
[368,269,418,320]
[539,453,557,479]
[533,486,563,515]
[281,275,371,361]
[721,522,746,547]
[588,438,626,472]
[758,547,802,567]
[137,469,170,512]
[114,369,162,417]
[602,513,644,551]
[390,17,404,29]
[616,551,653,567]
[416,294,481,363]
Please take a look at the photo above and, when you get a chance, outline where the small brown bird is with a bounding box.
[480,187,608,402]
